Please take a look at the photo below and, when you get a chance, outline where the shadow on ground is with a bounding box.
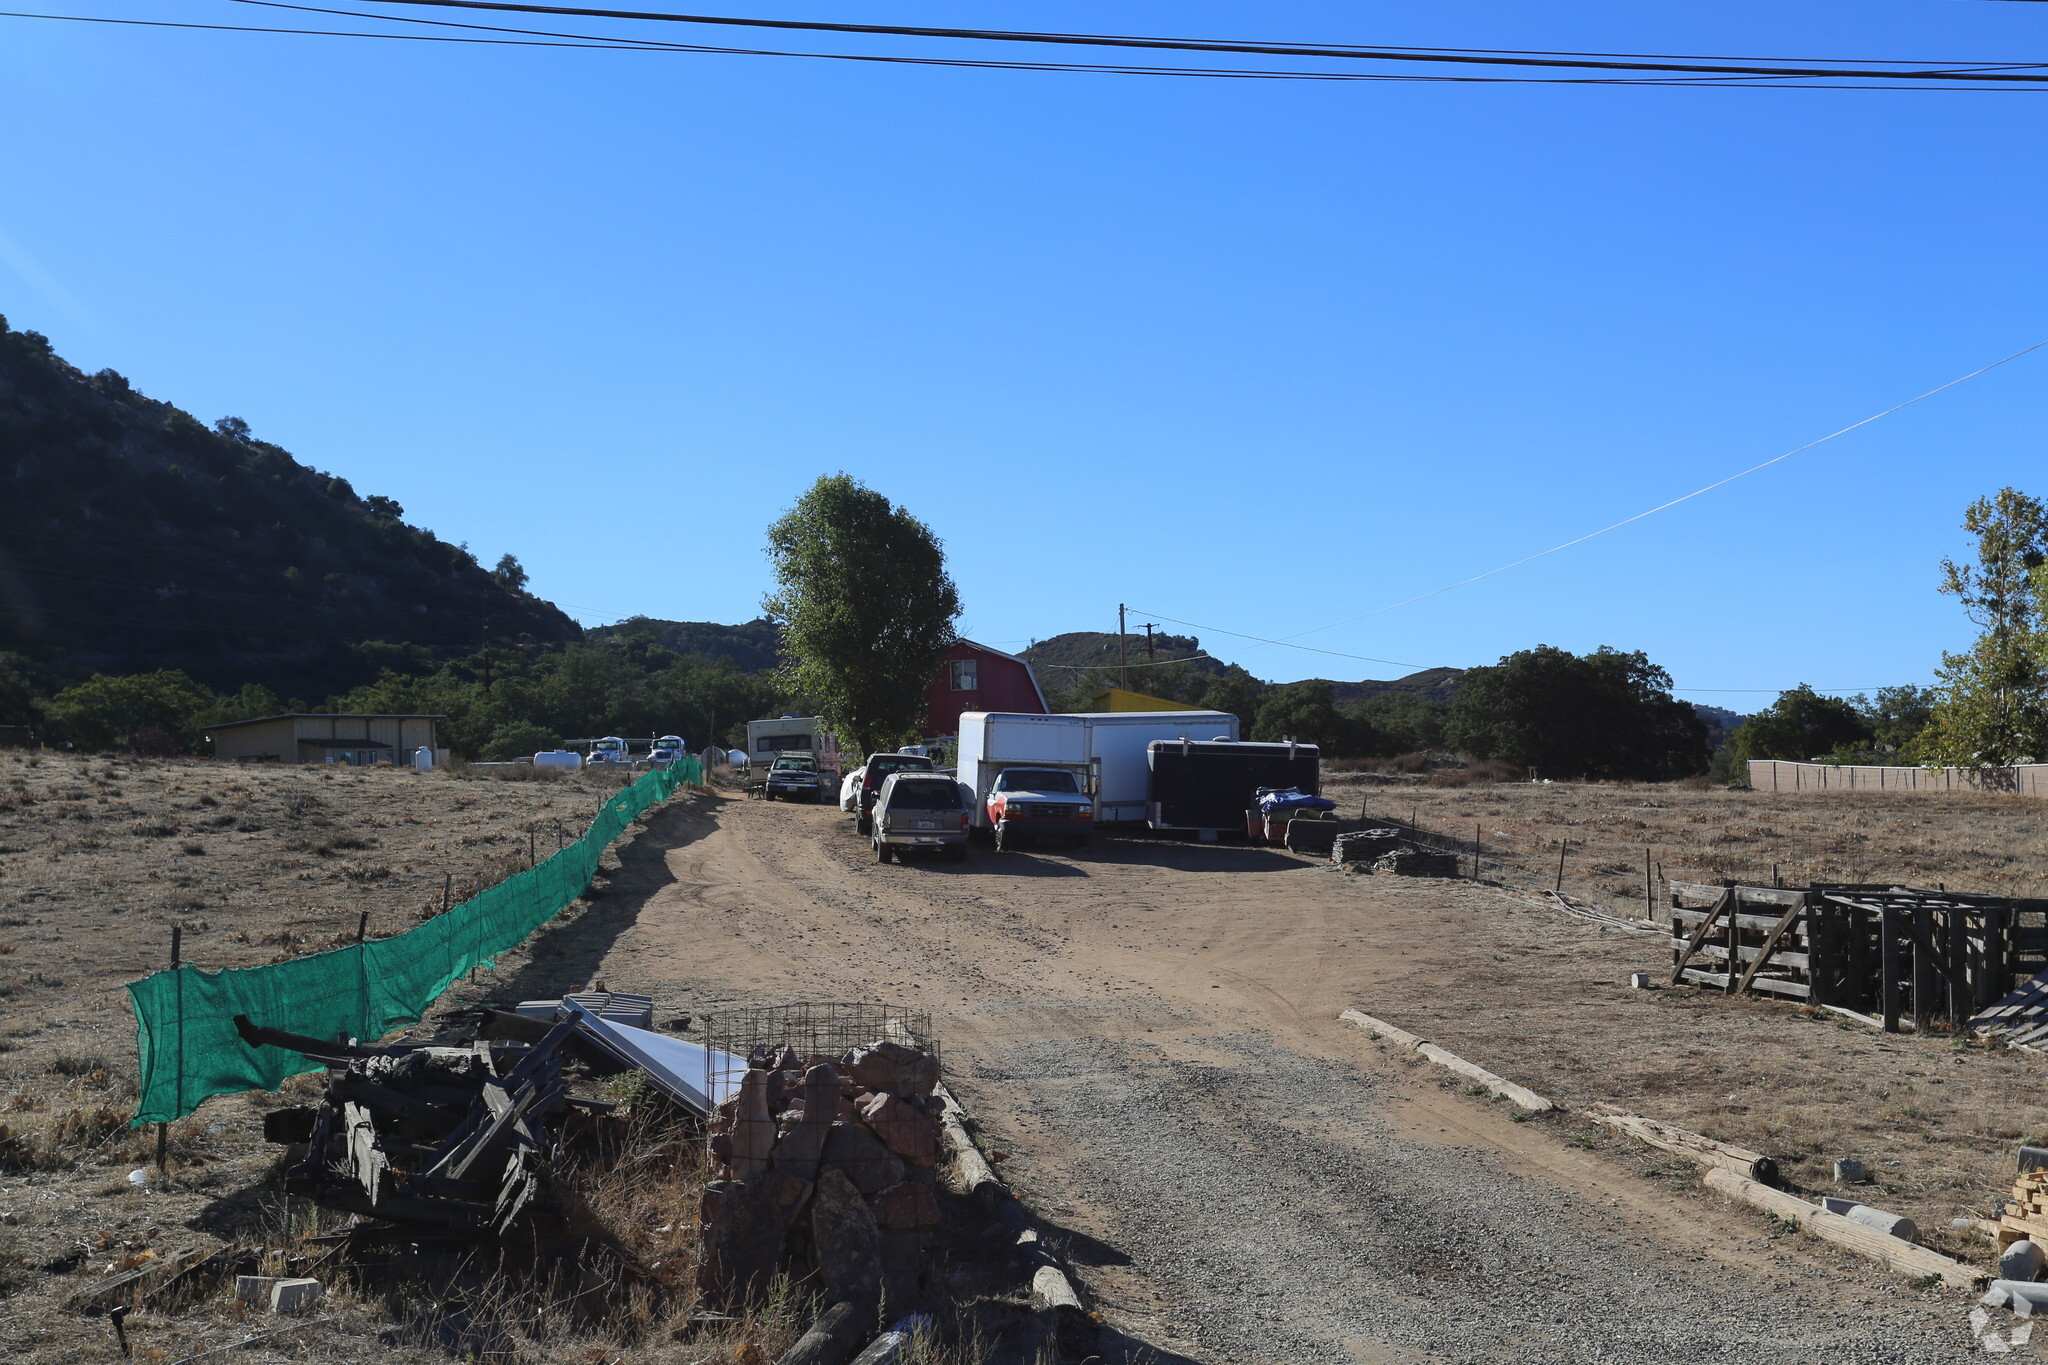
[473,795,716,1008]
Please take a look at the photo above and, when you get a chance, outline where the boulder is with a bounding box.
[772,1064,843,1178]
[869,1180,941,1231]
[812,1168,882,1308]
[701,1168,812,1306]
[822,1120,906,1196]
[846,1041,939,1099]
[860,1092,939,1167]
[730,1069,775,1178]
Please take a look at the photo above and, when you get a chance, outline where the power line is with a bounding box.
[0,6,2036,89]
[335,0,2048,83]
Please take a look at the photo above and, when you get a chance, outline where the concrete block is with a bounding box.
[2001,1239,2046,1284]
[234,1275,280,1305]
[1832,1158,1870,1184]
[267,1278,323,1314]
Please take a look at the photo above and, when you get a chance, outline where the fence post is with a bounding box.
[1880,904,1902,1033]
[1555,840,1569,894]
[158,926,182,1171]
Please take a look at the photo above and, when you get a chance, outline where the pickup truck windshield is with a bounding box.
[888,782,961,811]
[995,769,1078,793]
[772,757,815,771]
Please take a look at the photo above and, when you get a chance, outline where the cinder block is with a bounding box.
[234,1275,280,1305]
[268,1278,323,1313]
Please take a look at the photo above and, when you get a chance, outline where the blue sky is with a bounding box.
[3,1,2044,706]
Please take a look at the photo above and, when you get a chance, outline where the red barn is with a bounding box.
[923,640,1048,739]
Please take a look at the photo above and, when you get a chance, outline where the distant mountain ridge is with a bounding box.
[0,317,578,695]
[1018,631,1464,700]
[589,617,782,673]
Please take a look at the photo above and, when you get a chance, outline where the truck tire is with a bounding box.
[993,822,1010,853]
[874,837,891,864]
[856,811,872,836]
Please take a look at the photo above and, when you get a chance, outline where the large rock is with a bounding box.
[869,1180,941,1231]
[859,1092,939,1167]
[812,1168,882,1308]
[730,1069,775,1178]
[876,1228,927,1319]
[846,1041,939,1099]
[700,1168,813,1306]
[822,1120,906,1196]
[772,1064,842,1179]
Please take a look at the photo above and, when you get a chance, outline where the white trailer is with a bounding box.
[955,710,1240,828]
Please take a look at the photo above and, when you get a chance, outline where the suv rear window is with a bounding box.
[888,781,961,811]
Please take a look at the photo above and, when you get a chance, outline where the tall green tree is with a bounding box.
[1444,645,1707,779]
[1922,488,2048,766]
[47,670,216,751]
[1252,679,1372,754]
[1726,685,1872,765]
[763,476,960,756]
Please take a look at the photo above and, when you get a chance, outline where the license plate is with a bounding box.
[914,820,936,830]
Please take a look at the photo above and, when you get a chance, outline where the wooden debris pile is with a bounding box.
[239,1010,657,1251]
[701,1038,944,1315]
[1998,1154,2048,1252]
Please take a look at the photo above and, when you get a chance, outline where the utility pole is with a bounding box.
[1141,623,1158,660]
[1117,603,1129,690]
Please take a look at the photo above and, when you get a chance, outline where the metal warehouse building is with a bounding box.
[205,713,444,765]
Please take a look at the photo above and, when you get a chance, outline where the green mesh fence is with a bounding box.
[127,756,705,1125]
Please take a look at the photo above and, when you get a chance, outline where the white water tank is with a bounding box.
[413,746,434,771]
[534,750,583,770]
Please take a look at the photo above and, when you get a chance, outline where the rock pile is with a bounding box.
[1333,829,1407,864]
[1373,848,1462,877]
[702,1039,944,1313]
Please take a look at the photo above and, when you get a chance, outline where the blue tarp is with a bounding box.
[1255,787,1335,816]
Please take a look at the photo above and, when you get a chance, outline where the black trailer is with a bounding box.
[1146,739,1321,836]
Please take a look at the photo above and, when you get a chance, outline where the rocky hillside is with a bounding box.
[0,318,578,696]
[586,616,782,673]
[1020,631,1462,701]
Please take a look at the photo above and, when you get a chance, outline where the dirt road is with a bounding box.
[514,791,1980,1363]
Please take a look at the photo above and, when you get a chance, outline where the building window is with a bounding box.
[950,659,979,691]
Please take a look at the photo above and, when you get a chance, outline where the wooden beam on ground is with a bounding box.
[931,1080,1009,1206]
[1702,1168,1983,1289]
[1583,1106,1778,1184]
[1338,1010,1553,1111]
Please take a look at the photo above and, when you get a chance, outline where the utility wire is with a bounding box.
[336,0,2048,83]
[0,7,2037,89]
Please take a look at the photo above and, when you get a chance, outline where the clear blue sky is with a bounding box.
[4,2,2044,707]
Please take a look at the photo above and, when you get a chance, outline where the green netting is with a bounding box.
[127,756,705,1125]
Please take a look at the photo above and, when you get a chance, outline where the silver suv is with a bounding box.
[873,771,971,863]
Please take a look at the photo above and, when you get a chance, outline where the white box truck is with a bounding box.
[955,710,1240,828]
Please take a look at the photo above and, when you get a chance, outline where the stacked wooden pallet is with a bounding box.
[1998,1168,2048,1250]
[1971,970,2048,1053]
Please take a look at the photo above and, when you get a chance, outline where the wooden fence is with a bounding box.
[1747,760,2048,797]
[1669,881,2048,1032]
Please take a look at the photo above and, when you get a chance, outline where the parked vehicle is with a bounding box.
[954,710,1240,831]
[649,735,687,764]
[985,766,1093,851]
[587,737,630,766]
[871,771,972,863]
[850,752,939,834]
[1147,738,1321,837]
[764,754,828,801]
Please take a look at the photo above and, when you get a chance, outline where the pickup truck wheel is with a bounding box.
[873,837,891,864]
[993,822,1009,853]
[856,812,872,836]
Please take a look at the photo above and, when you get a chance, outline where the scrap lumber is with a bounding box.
[931,1079,1008,1205]
[1702,1169,1984,1289]
[1338,1009,1555,1112]
[1583,1105,1778,1184]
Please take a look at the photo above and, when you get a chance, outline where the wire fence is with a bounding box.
[126,756,705,1125]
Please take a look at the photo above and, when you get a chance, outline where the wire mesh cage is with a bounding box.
[699,1000,938,1111]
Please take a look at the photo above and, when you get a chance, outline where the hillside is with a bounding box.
[0,318,578,696]
[587,616,782,673]
[1019,631,1464,702]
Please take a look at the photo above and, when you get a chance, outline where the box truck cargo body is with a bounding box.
[955,710,1240,828]
[1147,739,1321,833]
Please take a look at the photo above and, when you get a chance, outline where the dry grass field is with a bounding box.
[1328,765,2048,906]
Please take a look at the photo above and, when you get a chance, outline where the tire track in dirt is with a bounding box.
[598,792,1979,1364]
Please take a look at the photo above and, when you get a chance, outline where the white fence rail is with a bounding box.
[1748,759,2048,798]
